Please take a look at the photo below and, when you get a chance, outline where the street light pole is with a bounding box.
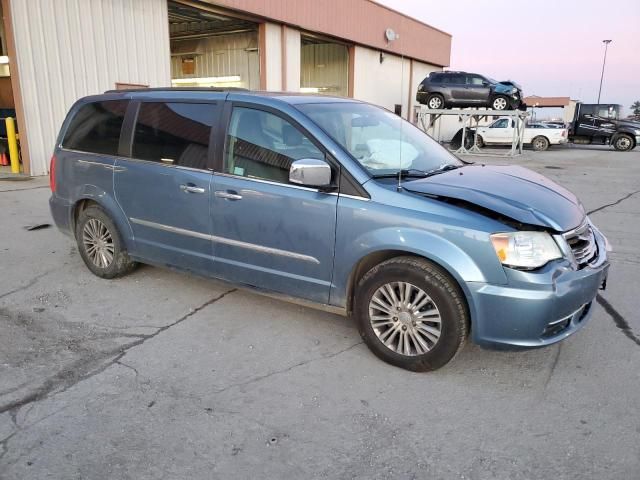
[597,39,612,104]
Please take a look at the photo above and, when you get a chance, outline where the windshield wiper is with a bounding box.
[371,168,430,179]
[423,163,462,177]
[371,164,463,180]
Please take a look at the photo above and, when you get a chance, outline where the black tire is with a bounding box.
[75,205,137,279]
[426,94,444,110]
[353,256,469,372]
[613,134,634,152]
[531,136,550,151]
[491,95,509,111]
[475,135,485,148]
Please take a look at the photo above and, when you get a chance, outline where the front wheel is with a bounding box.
[475,135,485,148]
[491,95,509,110]
[531,136,550,151]
[353,257,469,372]
[613,134,634,152]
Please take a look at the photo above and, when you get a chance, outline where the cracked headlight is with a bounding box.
[490,231,562,269]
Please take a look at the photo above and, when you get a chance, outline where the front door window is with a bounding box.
[225,107,324,184]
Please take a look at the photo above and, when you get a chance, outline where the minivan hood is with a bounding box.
[403,165,584,232]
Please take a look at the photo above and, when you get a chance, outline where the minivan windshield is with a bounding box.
[297,102,461,176]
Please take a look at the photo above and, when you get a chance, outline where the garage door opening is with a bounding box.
[169,1,259,90]
[0,0,22,174]
[300,35,349,97]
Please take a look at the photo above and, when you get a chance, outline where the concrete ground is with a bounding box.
[1,145,639,479]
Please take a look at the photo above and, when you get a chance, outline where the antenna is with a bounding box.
[390,22,403,192]
[398,54,404,192]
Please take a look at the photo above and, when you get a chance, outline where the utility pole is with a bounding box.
[597,39,612,104]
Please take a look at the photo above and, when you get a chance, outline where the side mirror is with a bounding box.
[482,81,490,86]
[289,158,332,187]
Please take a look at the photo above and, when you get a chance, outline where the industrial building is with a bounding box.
[0,0,451,176]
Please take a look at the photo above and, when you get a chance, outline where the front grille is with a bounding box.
[563,221,597,268]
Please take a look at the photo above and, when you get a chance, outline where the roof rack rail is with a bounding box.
[103,86,251,94]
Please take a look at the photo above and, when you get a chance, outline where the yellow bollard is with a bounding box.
[5,117,20,174]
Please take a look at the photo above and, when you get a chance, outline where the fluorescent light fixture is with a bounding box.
[300,87,320,93]
[172,75,241,84]
[0,56,9,65]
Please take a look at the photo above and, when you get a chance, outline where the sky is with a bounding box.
[378,0,640,116]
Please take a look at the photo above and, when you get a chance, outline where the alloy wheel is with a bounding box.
[493,97,507,110]
[428,97,442,109]
[368,282,442,356]
[82,218,115,268]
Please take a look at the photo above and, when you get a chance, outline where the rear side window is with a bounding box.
[62,100,128,155]
[429,73,442,84]
[132,102,216,170]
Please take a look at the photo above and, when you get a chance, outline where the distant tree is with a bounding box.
[631,100,640,116]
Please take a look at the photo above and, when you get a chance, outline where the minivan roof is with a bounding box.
[98,87,360,105]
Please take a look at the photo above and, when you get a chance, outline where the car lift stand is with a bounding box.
[414,107,529,157]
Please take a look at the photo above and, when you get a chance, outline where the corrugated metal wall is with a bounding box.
[10,0,171,175]
[300,43,348,97]
[170,31,259,90]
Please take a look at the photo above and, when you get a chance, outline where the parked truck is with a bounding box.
[568,103,640,151]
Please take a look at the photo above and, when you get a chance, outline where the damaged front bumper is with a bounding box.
[466,226,609,349]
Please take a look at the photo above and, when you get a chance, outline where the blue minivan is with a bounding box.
[49,88,610,371]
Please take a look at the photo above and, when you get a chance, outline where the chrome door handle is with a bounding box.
[180,184,205,194]
[215,191,243,200]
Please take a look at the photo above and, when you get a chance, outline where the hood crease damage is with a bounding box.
[404,165,585,232]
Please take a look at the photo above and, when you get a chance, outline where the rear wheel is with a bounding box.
[491,95,509,110]
[426,94,444,110]
[354,256,468,372]
[531,136,550,151]
[613,134,634,152]
[75,205,137,279]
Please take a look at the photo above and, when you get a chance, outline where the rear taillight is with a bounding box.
[49,154,56,192]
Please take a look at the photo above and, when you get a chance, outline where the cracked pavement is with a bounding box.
[1,145,639,479]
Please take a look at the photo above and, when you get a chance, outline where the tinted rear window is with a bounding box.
[132,102,216,170]
[62,100,128,155]
[429,73,443,83]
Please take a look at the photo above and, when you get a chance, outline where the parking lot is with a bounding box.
[1,145,639,479]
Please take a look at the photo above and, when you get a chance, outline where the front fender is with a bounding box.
[493,84,512,95]
[615,128,639,138]
[330,225,507,309]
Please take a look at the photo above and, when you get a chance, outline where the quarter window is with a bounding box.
[62,100,128,155]
[132,102,216,170]
[225,107,324,184]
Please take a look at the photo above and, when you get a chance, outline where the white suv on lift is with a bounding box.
[475,118,568,151]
